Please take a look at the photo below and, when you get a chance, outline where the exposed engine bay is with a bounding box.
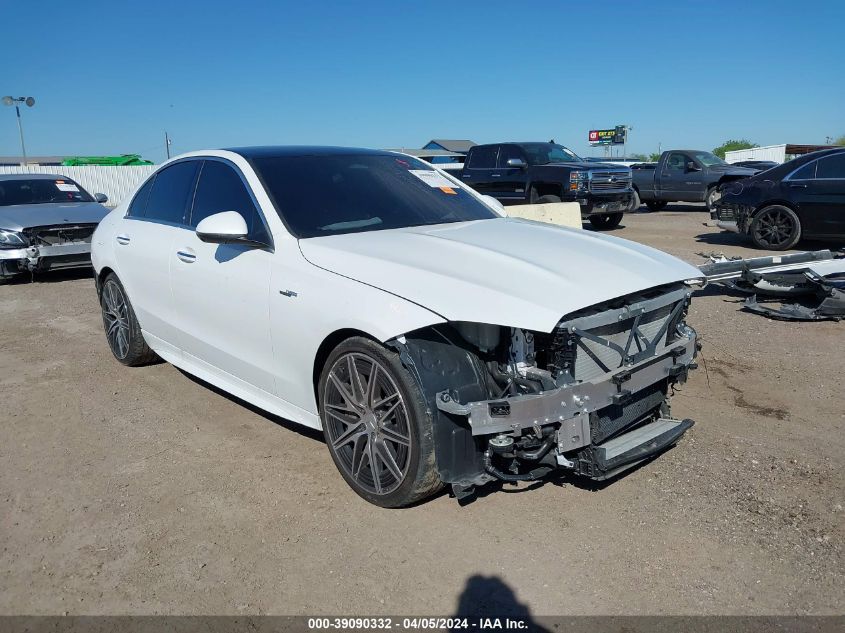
[389,282,699,498]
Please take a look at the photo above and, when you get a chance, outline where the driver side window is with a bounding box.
[188,160,270,244]
[666,153,688,171]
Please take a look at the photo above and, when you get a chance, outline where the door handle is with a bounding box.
[116,234,130,245]
[176,249,196,263]
[788,183,808,188]
[491,173,502,177]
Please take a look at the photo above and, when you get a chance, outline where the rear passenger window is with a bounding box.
[467,146,498,169]
[144,161,200,224]
[790,161,816,180]
[816,154,845,179]
[189,160,270,243]
[127,176,155,217]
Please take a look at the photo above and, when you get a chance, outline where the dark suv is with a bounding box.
[459,142,634,229]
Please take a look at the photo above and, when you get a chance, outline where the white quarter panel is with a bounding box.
[268,242,446,417]
[299,217,703,332]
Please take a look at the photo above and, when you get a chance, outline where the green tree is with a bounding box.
[712,139,758,159]
[834,135,845,146]
[648,152,662,162]
[628,153,649,161]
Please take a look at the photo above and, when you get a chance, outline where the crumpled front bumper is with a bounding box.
[0,242,93,276]
[436,327,697,449]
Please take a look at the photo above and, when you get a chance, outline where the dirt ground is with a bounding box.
[1,205,843,616]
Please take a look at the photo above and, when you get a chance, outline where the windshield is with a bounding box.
[251,154,498,238]
[521,143,583,165]
[691,151,727,167]
[0,178,94,206]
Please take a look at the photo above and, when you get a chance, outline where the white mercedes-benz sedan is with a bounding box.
[92,146,704,507]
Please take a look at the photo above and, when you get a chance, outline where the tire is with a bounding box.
[628,190,641,212]
[100,273,158,366]
[749,205,801,251]
[318,336,442,508]
[589,213,623,230]
[705,186,720,211]
[536,195,562,204]
[645,200,668,212]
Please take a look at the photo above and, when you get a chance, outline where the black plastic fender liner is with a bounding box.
[388,328,494,487]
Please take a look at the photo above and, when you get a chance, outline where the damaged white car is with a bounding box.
[91,147,703,507]
[0,174,109,280]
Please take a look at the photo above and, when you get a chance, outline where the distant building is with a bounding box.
[725,144,836,165]
[0,155,67,166]
[420,139,476,164]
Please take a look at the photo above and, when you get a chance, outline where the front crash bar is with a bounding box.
[436,331,696,439]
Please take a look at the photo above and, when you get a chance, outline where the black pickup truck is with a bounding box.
[631,150,758,212]
[459,142,634,229]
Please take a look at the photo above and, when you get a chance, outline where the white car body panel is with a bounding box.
[299,217,702,332]
[91,148,700,430]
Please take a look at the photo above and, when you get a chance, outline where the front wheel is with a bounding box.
[536,194,562,204]
[628,190,641,212]
[589,213,623,230]
[749,205,801,251]
[318,337,442,507]
[100,273,158,366]
[705,187,720,211]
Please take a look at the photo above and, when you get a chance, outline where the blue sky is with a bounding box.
[3,0,843,163]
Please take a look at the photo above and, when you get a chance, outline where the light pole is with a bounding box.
[2,96,35,165]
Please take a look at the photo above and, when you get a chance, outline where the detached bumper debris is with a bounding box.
[698,249,845,322]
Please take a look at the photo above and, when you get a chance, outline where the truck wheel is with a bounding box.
[589,213,623,230]
[749,205,801,251]
[536,195,561,204]
[318,336,442,508]
[705,187,720,211]
[645,200,668,212]
[628,190,641,212]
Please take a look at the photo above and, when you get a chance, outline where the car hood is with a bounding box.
[0,202,109,232]
[298,218,702,332]
[708,164,759,176]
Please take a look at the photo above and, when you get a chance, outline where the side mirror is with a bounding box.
[506,158,527,169]
[481,195,506,215]
[196,211,266,247]
[94,193,108,204]
[686,161,701,172]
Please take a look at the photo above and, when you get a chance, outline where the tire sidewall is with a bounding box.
[750,205,801,250]
[317,336,438,508]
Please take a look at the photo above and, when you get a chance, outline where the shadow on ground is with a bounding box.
[453,574,549,631]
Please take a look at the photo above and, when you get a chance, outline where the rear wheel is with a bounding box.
[100,273,157,366]
[318,337,441,507]
[750,205,801,251]
[645,200,668,212]
[589,213,623,230]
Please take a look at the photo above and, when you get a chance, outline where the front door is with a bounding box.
[494,144,530,201]
[169,159,277,394]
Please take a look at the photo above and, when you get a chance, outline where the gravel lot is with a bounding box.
[1,205,843,616]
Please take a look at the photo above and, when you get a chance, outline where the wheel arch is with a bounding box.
[312,328,381,402]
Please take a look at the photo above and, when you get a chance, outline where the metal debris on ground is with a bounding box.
[697,249,845,321]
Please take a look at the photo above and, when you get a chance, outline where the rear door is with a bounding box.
[169,158,277,394]
[460,145,500,195]
[787,154,845,236]
[495,144,530,201]
[114,160,200,355]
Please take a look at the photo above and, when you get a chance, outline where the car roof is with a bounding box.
[0,173,71,181]
[226,146,393,159]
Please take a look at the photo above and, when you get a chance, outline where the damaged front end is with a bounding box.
[389,283,700,498]
[0,224,98,279]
